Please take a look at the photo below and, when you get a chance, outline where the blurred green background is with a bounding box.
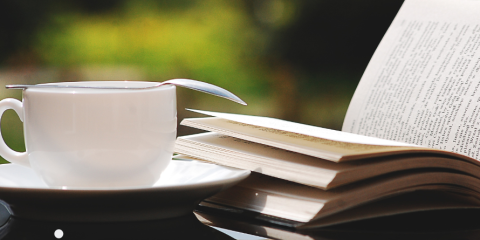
[0,0,403,163]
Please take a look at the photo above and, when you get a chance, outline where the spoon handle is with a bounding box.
[6,79,247,105]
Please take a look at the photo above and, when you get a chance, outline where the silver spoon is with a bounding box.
[6,79,247,105]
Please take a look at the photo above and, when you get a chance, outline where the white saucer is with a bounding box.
[0,160,250,222]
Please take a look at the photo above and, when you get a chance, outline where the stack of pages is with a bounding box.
[175,110,480,228]
[176,0,480,228]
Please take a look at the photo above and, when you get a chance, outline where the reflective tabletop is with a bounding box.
[2,202,480,240]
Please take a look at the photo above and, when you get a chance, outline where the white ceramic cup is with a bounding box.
[0,81,177,189]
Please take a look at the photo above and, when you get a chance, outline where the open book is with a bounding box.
[175,110,480,228]
[175,0,480,228]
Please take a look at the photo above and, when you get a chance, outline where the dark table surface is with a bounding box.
[2,202,480,240]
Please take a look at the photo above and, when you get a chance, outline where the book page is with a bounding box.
[343,0,480,160]
[181,117,448,162]
[188,109,415,147]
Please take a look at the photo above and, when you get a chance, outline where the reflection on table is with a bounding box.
[3,200,480,240]
[196,205,480,240]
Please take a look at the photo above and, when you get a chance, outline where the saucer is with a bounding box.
[0,160,250,222]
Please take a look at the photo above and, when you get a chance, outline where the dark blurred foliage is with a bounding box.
[0,0,49,66]
[273,1,404,73]
[244,0,404,122]
[1,0,403,73]
[0,0,123,66]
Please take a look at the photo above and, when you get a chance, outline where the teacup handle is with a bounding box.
[0,98,30,168]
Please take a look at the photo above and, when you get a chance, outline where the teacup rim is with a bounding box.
[25,81,174,93]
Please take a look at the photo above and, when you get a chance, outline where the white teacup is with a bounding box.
[0,81,177,189]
